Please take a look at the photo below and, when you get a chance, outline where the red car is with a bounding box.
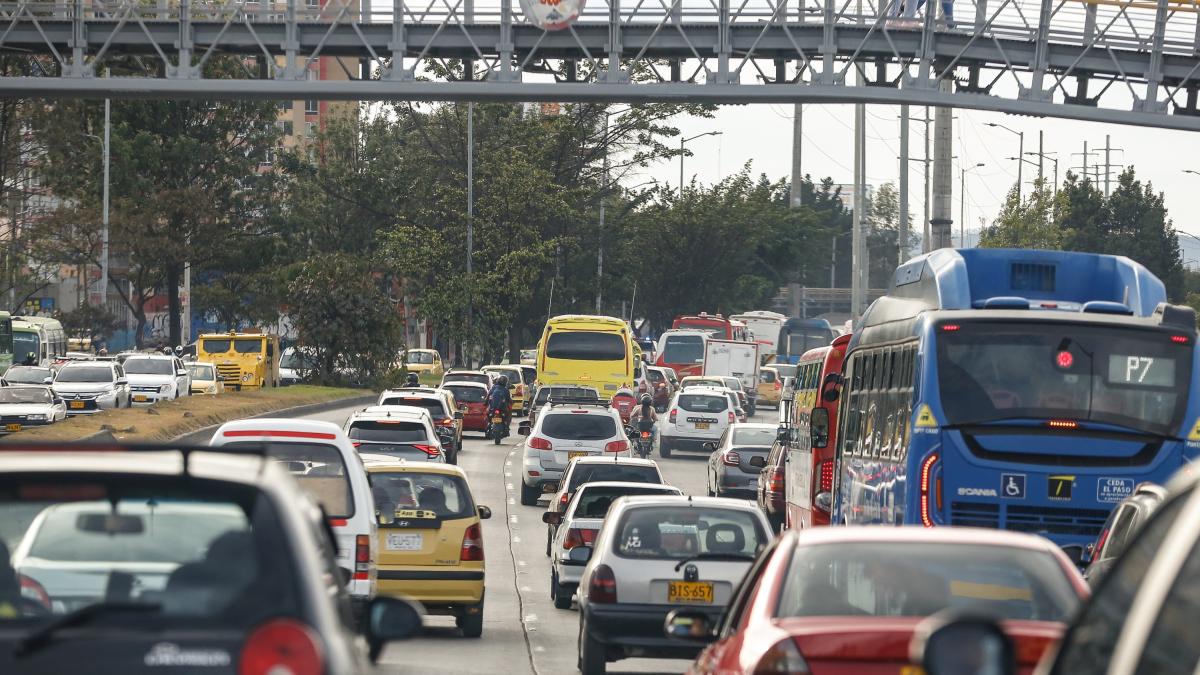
[441,381,491,432]
[666,527,1088,675]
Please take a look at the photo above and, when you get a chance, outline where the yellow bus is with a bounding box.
[536,315,634,395]
[196,330,281,390]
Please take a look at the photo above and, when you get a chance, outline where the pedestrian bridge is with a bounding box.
[2,0,1199,129]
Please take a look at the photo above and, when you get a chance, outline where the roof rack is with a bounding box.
[547,396,610,408]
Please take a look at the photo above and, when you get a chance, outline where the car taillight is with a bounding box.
[919,452,941,527]
[563,527,597,550]
[818,459,834,495]
[516,384,524,395]
[727,411,735,424]
[460,522,484,561]
[774,380,781,391]
[529,437,553,451]
[351,441,361,448]
[722,451,741,466]
[239,618,324,675]
[752,638,810,675]
[588,564,617,603]
[413,444,441,457]
[354,534,370,580]
[669,409,677,423]
[560,492,571,509]
[604,439,629,453]
[437,417,455,426]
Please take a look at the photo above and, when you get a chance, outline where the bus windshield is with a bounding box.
[937,321,1191,437]
[13,332,38,363]
[662,335,704,364]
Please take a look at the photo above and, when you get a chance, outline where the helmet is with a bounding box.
[640,394,652,405]
[405,372,420,386]
[497,375,509,387]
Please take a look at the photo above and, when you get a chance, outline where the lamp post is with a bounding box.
[986,122,1025,202]
[679,131,723,193]
[959,163,985,248]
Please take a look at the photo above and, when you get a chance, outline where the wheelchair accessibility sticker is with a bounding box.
[1001,473,1026,500]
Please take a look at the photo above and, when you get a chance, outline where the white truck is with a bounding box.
[703,339,761,415]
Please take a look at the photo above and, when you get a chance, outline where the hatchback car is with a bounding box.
[122,354,190,404]
[675,527,1087,675]
[659,387,737,458]
[575,495,772,674]
[2,366,55,387]
[440,370,494,388]
[441,381,491,433]
[518,400,630,506]
[377,388,463,463]
[544,456,666,556]
[401,348,444,379]
[0,442,419,675]
[362,455,490,637]
[545,481,682,610]
[187,361,225,395]
[52,361,131,413]
[344,406,444,463]
[1083,482,1167,585]
[757,366,782,408]
[210,419,379,623]
[0,387,66,432]
[705,423,776,499]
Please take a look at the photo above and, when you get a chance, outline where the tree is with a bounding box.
[978,180,1064,250]
[1101,169,1183,300]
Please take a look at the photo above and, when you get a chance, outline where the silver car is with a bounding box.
[574,495,772,673]
[704,423,777,498]
[518,401,630,506]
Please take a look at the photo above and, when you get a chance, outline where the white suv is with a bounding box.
[122,354,191,404]
[658,386,736,458]
[517,400,630,506]
[344,406,445,463]
[52,361,131,414]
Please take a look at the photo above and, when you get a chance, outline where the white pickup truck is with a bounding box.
[702,339,760,415]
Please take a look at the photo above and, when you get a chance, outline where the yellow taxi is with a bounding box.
[402,349,445,379]
[757,365,783,407]
[362,456,490,637]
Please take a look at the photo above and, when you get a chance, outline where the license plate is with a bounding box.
[668,580,714,604]
[386,533,423,551]
[69,401,84,409]
[5,423,19,432]
[491,416,503,423]
[695,422,710,430]
[133,395,148,403]
[568,450,589,460]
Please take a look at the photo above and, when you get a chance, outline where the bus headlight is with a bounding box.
[242,373,253,383]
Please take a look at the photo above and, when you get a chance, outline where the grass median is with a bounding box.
[1,385,370,444]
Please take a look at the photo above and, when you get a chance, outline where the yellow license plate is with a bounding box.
[695,422,710,430]
[568,450,589,460]
[491,416,503,423]
[668,580,714,604]
[133,395,148,403]
[900,668,927,675]
[5,423,20,432]
[69,401,84,409]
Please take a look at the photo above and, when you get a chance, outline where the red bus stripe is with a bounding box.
[222,430,337,440]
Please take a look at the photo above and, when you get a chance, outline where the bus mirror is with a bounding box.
[776,425,789,442]
[811,408,830,448]
[814,491,833,512]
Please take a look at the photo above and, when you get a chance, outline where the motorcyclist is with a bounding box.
[405,372,420,387]
[487,375,513,433]
[627,393,658,453]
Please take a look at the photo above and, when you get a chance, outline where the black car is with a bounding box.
[0,442,421,675]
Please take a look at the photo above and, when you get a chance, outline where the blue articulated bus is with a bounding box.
[775,318,835,365]
[830,248,1199,556]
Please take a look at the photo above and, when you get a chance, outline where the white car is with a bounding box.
[658,386,738,458]
[574,495,772,673]
[544,481,682,609]
[52,361,131,414]
[0,386,66,431]
[209,418,379,624]
[517,399,631,506]
[122,354,190,404]
[544,456,667,557]
[344,406,445,463]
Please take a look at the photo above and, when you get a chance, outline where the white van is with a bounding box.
[209,418,378,624]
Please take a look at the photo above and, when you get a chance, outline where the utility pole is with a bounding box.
[596,112,608,313]
[465,102,474,367]
[930,84,954,250]
[100,94,110,307]
[790,104,803,208]
[922,107,932,253]
[1104,135,1111,196]
[899,104,909,265]
[1037,130,1044,184]
[960,163,985,248]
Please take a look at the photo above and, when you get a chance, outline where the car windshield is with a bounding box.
[732,427,775,446]
[567,464,662,492]
[55,367,112,383]
[786,330,832,356]
[233,339,263,354]
[545,332,626,361]
[444,386,486,403]
[4,367,50,384]
[199,339,230,354]
[348,420,429,443]
[379,397,446,419]
[371,471,473,520]
[647,369,665,384]
[0,388,51,404]
[937,321,1191,437]
[614,506,765,560]
[662,335,703,364]
[444,373,490,386]
[776,542,1080,622]
[541,413,617,441]
[678,394,728,413]
[0,476,298,624]
[405,351,436,365]
[225,441,353,518]
[722,378,741,390]
[187,364,215,380]
[123,359,173,375]
[571,485,676,519]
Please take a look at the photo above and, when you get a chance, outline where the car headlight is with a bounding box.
[206,385,217,394]
[159,384,171,393]
[242,373,253,382]
[98,389,116,399]
[25,414,46,421]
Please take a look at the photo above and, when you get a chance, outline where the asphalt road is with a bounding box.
[211,403,776,675]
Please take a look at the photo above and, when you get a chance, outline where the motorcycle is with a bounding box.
[488,408,508,445]
[626,421,654,459]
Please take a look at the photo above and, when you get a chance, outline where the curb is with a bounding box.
[172,393,379,444]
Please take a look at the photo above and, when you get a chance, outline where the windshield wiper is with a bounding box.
[14,601,162,658]
[674,552,755,571]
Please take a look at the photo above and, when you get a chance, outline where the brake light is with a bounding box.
[563,527,597,550]
[437,417,455,426]
[1172,335,1190,344]
[588,564,617,603]
[818,459,834,494]
[728,411,735,424]
[752,638,811,674]
[223,429,336,440]
[460,522,484,561]
[516,384,524,395]
[722,451,741,467]
[940,324,960,332]
[560,492,570,509]
[354,534,370,580]
[239,618,324,675]
[918,452,940,527]
[769,468,785,492]
[1046,419,1078,430]
[604,439,629,453]
[669,409,677,423]
[774,381,781,391]
[351,441,361,448]
[529,437,553,451]
[413,444,441,457]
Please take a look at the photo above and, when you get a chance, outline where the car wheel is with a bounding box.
[553,575,573,610]
[659,440,672,458]
[578,619,606,674]
[457,603,484,638]
[520,482,540,506]
[546,526,553,557]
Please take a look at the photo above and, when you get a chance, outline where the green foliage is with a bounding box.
[55,304,117,341]
[979,180,1065,250]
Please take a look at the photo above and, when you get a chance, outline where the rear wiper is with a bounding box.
[14,601,162,658]
[674,552,755,571]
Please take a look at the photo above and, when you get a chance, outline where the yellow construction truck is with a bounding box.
[196,330,281,390]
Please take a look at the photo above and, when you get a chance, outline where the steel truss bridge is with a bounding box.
[0,0,1199,129]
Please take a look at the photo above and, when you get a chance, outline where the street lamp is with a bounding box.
[960,163,985,248]
[680,131,723,193]
[986,122,1025,202]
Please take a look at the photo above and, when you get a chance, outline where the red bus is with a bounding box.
[782,333,851,529]
[671,313,750,342]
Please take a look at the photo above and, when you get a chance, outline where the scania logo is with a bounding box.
[957,487,999,497]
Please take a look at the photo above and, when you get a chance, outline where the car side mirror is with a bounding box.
[454,411,464,420]
[518,421,531,436]
[568,546,592,564]
[814,491,833,512]
[542,512,562,525]
[115,377,127,385]
[776,425,789,442]
[176,369,188,377]
[477,505,492,520]
[663,608,717,643]
[749,455,767,468]
[42,377,52,385]
[911,612,1015,675]
[810,407,830,448]
[366,596,424,662]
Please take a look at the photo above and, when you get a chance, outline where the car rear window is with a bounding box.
[379,397,446,418]
[760,370,777,383]
[371,472,474,521]
[0,475,299,624]
[732,428,775,446]
[444,386,486,403]
[541,413,617,441]
[348,420,429,443]
[614,506,766,560]
[444,373,489,385]
[572,485,677,519]
[227,441,353,518]
[678,394,728,413]
[567,464,662,492]
[519,368,536,385]
[546,332,627,361]
[647,369,665,384]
